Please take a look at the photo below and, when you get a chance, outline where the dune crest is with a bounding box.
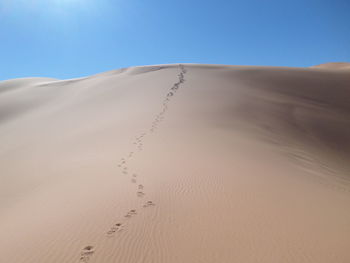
[311,62,350,70]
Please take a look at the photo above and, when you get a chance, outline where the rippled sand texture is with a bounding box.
[0,63,350,263]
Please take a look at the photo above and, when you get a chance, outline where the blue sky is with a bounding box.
[0,0,349,80]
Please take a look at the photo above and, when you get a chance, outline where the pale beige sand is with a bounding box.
[311,62,350,70]
[0,64,350,263]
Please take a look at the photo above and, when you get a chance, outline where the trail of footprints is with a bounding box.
[79,65,187,262]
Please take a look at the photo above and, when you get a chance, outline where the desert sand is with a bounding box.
[0,63,350,263]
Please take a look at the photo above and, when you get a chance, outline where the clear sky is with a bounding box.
[0,0,349,80]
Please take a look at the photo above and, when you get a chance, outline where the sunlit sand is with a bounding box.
[0,63,349,262]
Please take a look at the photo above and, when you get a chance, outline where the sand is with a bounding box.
[311,62,350,70]
[0,63,350,263]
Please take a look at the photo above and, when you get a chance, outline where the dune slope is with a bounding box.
[0,64,350,263]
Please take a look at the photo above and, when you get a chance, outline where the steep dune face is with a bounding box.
[220,67,350,155]
[158,65,350,158]
[0,64,350,263]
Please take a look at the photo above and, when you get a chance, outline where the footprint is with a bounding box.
[107,229,115,235]
[137,191,145,197]
[138,184,144,190]
[107,223,123,236]
[171,84,179,90]
[143,201,155,208]
[80,246,95,262]
[129,209,137,215]
[125,209,137,218]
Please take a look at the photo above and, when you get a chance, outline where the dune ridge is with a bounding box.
[311,62,350,70]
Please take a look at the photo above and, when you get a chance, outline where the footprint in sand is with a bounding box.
[137,191,145,197]
[138,184,144,190]
[171,85,178,91]
[107,223,123,237]
[125,209,137,218]
[143,201,155,208]
[79,246,95,262]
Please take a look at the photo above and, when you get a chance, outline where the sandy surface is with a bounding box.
[0,63,350,262]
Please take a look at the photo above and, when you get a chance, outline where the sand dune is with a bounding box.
[0,64,350,263]
[311,62,350,70]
